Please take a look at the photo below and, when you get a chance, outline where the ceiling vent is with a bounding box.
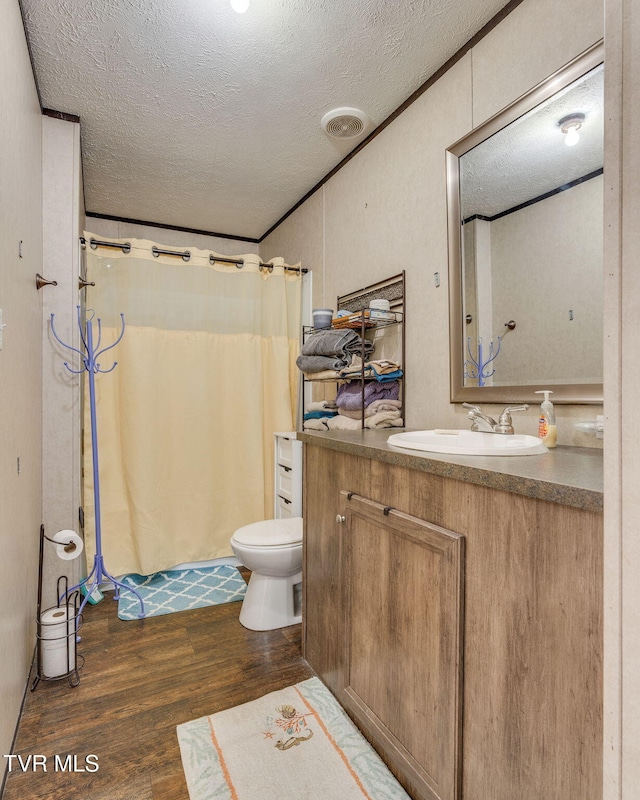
[321,107,370,139]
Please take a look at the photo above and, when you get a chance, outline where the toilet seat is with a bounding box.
[231,517,302,548]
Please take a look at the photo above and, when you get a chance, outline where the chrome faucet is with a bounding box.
[463,403,528,434]
[463,403,497,432]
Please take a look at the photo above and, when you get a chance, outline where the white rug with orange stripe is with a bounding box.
[176,677,410,800]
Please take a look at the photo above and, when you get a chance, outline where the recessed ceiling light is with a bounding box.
[230,0,249,13]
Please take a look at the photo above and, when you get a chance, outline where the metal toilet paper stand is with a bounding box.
[50,306,145,620]
[32,526,84,690]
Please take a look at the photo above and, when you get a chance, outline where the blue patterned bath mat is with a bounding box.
[177,677,411,800]
[117,564,247,620]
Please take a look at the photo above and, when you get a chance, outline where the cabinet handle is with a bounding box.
[279,465,292,472]
[279,496,291,505]
[336,514,346,524]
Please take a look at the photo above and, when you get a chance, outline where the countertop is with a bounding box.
[298,428,603,512]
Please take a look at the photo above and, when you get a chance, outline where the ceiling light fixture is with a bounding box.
[558,113,585,147]
[230,0,249,13]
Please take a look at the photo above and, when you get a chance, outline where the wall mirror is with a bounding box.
[446,42,604,404]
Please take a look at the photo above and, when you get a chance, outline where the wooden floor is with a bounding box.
[3,585,314,800]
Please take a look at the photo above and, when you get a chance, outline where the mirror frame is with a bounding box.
[447,40,604,404]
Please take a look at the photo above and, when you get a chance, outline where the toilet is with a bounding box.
[230,516,303,631]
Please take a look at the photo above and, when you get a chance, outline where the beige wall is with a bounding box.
[603,0,640,796]
[41,116,84,608]
[0,0,43,765]
[490,176,603,385]
[261,0,604,447]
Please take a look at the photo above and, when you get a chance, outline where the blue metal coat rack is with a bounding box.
[51,306,145,619]
[465,335,502,387]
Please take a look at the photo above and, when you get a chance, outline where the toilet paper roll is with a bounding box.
[39,605,76,678]
[52,529,83,561]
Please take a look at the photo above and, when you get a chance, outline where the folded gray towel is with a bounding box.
[301,329,374,358]
[296,354,350,373]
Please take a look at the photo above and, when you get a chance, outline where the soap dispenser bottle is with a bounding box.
[535,390,557,448]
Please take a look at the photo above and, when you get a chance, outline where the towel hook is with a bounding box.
[36,274,58,290]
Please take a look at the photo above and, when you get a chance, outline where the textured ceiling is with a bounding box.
[460,64,604,218]
[21,0,510,240]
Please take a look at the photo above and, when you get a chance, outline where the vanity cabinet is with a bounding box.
[339,491,464,800]
[302,441,603,800]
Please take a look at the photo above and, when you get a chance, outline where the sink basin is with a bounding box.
[387,429,548,456]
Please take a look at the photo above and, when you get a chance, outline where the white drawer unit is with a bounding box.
[276,464,295,503]
[276,494,296,519]
[274,432,302,518]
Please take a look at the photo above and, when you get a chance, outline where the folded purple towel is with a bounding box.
[335,380,400,410]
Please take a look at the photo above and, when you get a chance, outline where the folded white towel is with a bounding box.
[366,359,402,374]
[303,369,342,381]
[303,417,330,431]
[339,357,402,379]
[366,411,403,429]
[338,400,402,420]
[326,415,361,430]
[327,411,404,430]
[307,400,338,411]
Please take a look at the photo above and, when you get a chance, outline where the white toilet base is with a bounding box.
[239,569,302,631]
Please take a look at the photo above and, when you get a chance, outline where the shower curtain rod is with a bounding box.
[80,237,307,273]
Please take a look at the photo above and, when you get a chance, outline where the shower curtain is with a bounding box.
[82,234,302,577]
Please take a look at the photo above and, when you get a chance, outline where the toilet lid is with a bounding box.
[232,517,303,547]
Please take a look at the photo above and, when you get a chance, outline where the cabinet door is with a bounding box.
[340,491,464,800]
[303,447,360,695]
